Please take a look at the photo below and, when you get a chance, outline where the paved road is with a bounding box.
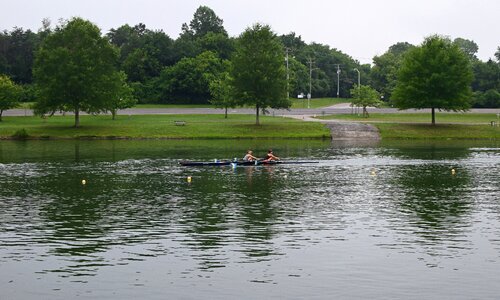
[4,107,500,117]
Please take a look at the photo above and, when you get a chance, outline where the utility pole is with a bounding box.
[285,48,290,99]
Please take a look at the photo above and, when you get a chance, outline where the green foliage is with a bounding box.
[157,51,227,104]
[453,38,479,61]
[231,23,289,124]
[108,24,174,83]
[392,35,473,124]
[185,6,227,38]
[296,43,359,98]
[471,89,500,108]
[371,42,414,100]
[11,128,29,139]
[0,28,40,84]
[350,84,382,117]
[472,59,500,92]
[209,64,237,118]
[106,71,137,119]
[33,17,127,127]
[0,74,21,121]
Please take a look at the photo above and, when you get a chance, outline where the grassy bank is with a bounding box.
[376,123,499,139]
[290,97,349,109]
[0,114,330,139]
[319,112,499,124]
[319,113,499,139]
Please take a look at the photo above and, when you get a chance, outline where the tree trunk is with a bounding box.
[256,104,260,125]
[74,108,80,128]
[431,107,435,125]
[112,109,116,120]
[363,106,369,118]
[224,107,228,119]
[0,110,3,122]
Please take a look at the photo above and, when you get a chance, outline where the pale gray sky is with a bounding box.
[1,0,499,64]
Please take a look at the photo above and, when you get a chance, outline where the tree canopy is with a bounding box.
[0,74,21,121]
[391,35,473,125]
[33,17,130,127]
[231,23,289,125]
[0,6,498,109]
[350,84,382,117]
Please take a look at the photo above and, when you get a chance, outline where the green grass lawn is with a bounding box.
[376,123,500,139]
[290,97,350,109]
[133,98,351,109]
[0,114,330,139]
[319,112,499,124]
[318,113,499,139]
[133,103,213,109]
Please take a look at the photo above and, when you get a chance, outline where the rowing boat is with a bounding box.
[179,160,318,167]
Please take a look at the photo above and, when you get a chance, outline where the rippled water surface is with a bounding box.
[1,140,499,299]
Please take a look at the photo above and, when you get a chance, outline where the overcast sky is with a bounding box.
[1,0,499,64]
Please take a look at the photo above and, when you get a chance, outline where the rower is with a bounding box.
[243,150,258,162]
[262,149,280,162]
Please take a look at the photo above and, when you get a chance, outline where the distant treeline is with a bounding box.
[1,6,499,107]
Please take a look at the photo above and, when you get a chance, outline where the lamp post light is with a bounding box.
[353,68,360,115]
[353,68,360,88]
[336,66,341,98]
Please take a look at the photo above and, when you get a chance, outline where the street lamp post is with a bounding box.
[353,68,360,88]
[353,68,360,114]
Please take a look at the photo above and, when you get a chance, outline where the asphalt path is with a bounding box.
[4,107,500,117]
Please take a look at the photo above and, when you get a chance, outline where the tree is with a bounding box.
[453,37,479,61]
[231,24,289,125]
[157,51,226,104]
[209,66,237,118]
[350,84,382,117]
[105,71,137,120]
[186,6,227,38]
[392,35,473,125]
[371,42,414,100]
[0,27,39,84]
[33,18,127,127]
[0,74,21,121]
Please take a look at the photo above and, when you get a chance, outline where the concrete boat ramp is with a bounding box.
[286,114,381,140]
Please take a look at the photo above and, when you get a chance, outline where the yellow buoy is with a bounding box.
[451,169,456,175]
[370,169,376,176]
[82,179,86,185]
[187,176,192,183]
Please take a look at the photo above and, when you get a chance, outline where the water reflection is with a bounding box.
[388,164,474,256]
[0,140,499,299]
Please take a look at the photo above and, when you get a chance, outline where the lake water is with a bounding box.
[0,139,499,299]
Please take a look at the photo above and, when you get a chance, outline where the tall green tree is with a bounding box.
[0,74,21,121]
[105,71,137,120]
[157,51,226,104]
[371,42,414,100]
[209,67,237,118]
[231,24,289,125]
[33,17,129,127]
[0,28,39,84]
[453,37,479,61]
[185,6,227,38]
[392,35,473,125]
[350,84,382,117]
